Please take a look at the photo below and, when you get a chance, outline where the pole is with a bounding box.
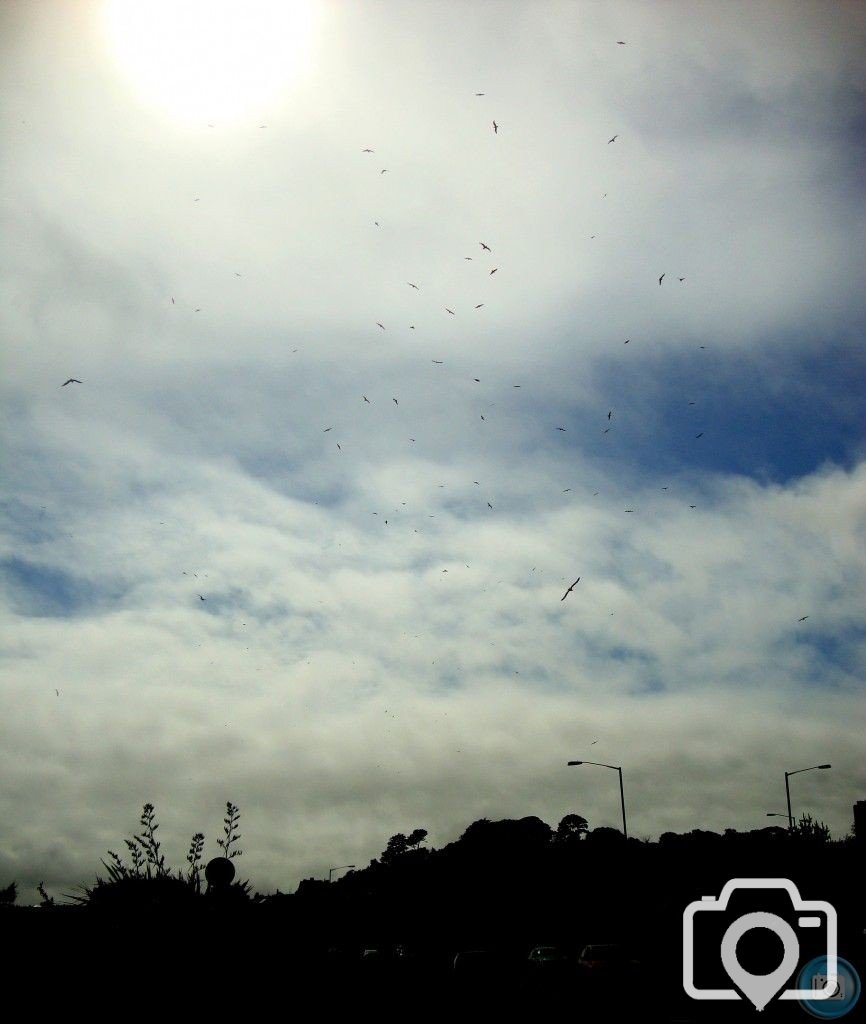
[785,772,793,831]
[618,767,628,840]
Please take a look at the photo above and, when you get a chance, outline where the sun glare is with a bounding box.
[103,0,316,125]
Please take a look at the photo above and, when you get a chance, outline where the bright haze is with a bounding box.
[1,0,865,899]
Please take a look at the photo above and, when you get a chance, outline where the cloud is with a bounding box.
[1,0,865,899]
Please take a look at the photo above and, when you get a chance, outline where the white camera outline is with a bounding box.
[683,878,837,1003]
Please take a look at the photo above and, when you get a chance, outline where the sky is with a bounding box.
[1,0,865,901]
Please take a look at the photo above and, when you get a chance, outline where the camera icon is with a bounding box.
[683,878,837,1011]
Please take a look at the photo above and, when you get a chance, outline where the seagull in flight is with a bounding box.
[199,595,206,601]
[476,92,485,96]
[608,134,619,143]
[679,277,686,282]
[445,307,455,315]
[659,273,665,285]
[556,426,566,431]
[490,268,498,275]
[363,396,371,403]
[487,502,493,509]
[480,242,491,251]
[408,282,420,289]
[475,303,484,309]
[393,398,398,405]
[362,148,374,152]
[617,40,626,44]
[798,615,809,622]
[432,359,444,364]
[376,322,385,330]
[61,379,83,387]
[492,121,498,133]
[380,169,388,174]
[695,432,703,438]
[561,577,580,601]
[323,427,333,432]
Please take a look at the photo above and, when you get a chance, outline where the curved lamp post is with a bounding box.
[784,764,831,831]
[567,760,628,840]
[328,864,355,882]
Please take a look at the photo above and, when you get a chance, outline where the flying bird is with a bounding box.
[695,432,703,438]
[608,410,612,420]
[480,242,491,251]
[376,322,385,329]
[617,40,626,44]
[492,121,498,133]
[337,443,342,451]
[490,268,498,275]
[199,595,206,601]
[624,338,630,344]
[380,169,388,174]
[475,92,485,96]
[408,282,420,289]
[679,277,686,282]
[323,427,333,432]
[561,578,580,601]
[689,505,697,509]
[432,359,444,364]
[608,135,618,143]
[362,148,374,152]
[475,303,484,308]
[798,616,809,622]
[363,395,371,403]
[61,379,82,387]
[556,426,566,431]
[445,308,455,315]
[393,398,398,405]
[659,273,665,285]
[487,502,493,509]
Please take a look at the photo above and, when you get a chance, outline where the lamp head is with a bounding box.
[567,761,583,766]
[818,764,831,770]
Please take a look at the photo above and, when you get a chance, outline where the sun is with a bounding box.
[102,0,317,125]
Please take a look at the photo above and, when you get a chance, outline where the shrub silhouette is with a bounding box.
[69,800,252,909]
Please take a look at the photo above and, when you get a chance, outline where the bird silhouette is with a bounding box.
[798,616,809,622]
[61,379,83,387]
[199,595,206,601]
[475,303,484,309]
[408,282,420,289]
[608,134,619,143]
[445,308,455,315]
[480,242,491,251]
[492,121,498,133]
[556,426,566,431]
[323,427,333,432]
[561,578,580,601]
[363,396,371,403]
[362,148,374,152]
[695,432,703,438]
[490,268,498,274]
[376,322,385,329]
[659,273,665,285]
[393,398,398,405]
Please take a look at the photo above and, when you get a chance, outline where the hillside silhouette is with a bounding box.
[2,802,863,1019]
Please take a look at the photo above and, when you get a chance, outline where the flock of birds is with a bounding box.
[58,47,811,627]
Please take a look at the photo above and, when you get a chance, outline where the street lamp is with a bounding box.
[567,760,628,840]
[784,764,831,831]
[328,864,355,882]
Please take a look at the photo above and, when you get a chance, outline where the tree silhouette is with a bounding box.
[555,813,589,844]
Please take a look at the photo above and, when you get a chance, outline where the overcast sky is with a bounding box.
[2,0,865,901]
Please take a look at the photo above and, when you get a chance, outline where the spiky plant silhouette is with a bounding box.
[68,801,253,908]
